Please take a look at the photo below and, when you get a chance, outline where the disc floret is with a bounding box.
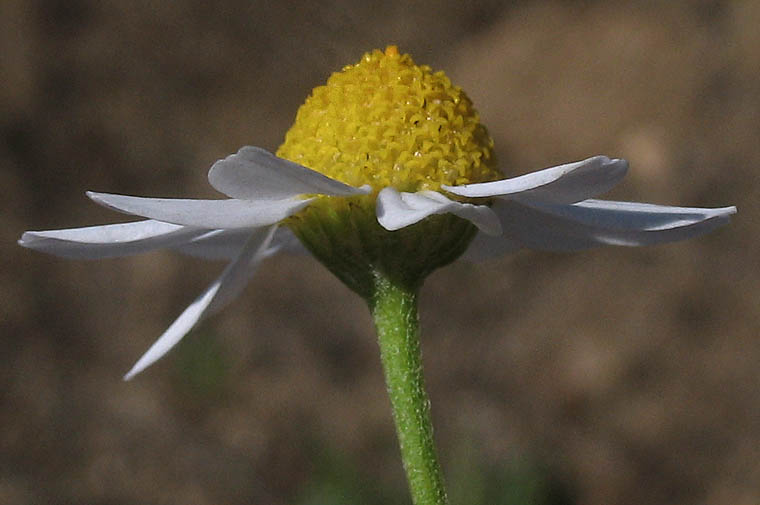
[279,46,501,297]
[277,45,502,193]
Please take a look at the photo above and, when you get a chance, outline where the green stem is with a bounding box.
[370,273,448,505]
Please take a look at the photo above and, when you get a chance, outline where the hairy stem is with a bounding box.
[370,273,448,505]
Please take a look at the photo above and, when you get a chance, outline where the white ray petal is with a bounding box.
[171,229,251,260]
[208,146,371,199]
[172,227,305,260]
[18,220,202,259]
[269,227,309,255]
[545,199,737,230]
[376,188,502,236]
[460,232,522,261]
[87,191,313,229]
[443,156,627,203]
[491,199,735,251]
[123,226,277,380]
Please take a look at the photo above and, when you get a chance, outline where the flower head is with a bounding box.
[278,45,501,192]
[19,46,736,380]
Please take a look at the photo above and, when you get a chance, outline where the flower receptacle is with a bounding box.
[288,195,477,300]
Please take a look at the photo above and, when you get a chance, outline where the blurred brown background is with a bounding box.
[2,1,758,504]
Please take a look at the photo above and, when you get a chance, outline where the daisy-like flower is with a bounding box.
[20,45,737,505]
[19,46,735,381]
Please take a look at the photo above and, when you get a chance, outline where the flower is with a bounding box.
[19,46,735,380]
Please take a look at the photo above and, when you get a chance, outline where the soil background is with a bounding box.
[2,1,758,504]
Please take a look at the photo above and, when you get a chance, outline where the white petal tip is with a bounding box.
[86,190,113,205]
[122,369,138,381]
[18,232,45,249]
[123,360,150,380]
[377,219,403,232]
[86,191,105,205]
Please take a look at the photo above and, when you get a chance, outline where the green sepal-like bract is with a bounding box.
[289,195,477,300]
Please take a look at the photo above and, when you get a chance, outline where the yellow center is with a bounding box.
[276,46,502,193]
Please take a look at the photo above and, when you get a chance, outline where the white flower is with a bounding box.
[19,146,735,379]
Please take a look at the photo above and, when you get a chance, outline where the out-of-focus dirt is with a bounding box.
[2,1,757,504]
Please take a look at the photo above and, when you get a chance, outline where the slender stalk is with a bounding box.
[370,273,448,505]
